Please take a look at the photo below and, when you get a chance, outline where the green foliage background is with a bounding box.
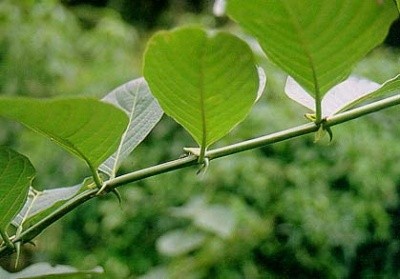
[1,1,400,278]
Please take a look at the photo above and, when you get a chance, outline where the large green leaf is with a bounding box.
[143,27,259,156]
[0,98,128,170]
[396,0,400,12]
[99,78,163,178]
[227,0,398,114]
[0,147,35,242]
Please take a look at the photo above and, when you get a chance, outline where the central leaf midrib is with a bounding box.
[110,86,139,177]
[282,1,322,120]
[199,39,207,152]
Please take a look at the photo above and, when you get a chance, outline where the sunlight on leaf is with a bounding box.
[99,78,163,178]
[144,27,260,159]
[228,0,398,119]
[0,98,128,170]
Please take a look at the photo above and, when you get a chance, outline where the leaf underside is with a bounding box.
[12,184,83,229]
[100,78,163,178]
[285,74,400,117]
[227,0,398,98]
[0,98,128,169]
[143,27,259,149]
[285,76,381,117]
[0,147,35,232]
[360,74,400,102]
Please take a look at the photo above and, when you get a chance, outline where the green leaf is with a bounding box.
[99,78,163,178]
[143,27,259,158]
[0,147,35,233]
[0,98,128,170]
[227,0,398,119]
[396,0,400,12]
[370,74,400,97]
[0,262,103,279]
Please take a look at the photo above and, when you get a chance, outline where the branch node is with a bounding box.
[183,147,210,176]
[304,114,334,142]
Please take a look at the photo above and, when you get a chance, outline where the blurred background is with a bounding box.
[0,0,400,278]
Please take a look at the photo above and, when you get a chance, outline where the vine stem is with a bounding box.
[1,93,399,257]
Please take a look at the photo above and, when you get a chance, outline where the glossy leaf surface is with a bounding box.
[144,27,259,150]
[0,147,35,232]
[228,0,398,99]
[100,78,163,178]
[0,98,128,169]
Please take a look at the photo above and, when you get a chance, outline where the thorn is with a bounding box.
[313,122,334,144]
[196,157,210,177]
[95,180,122,206]
[14,241,21,269]
[326,126,334,142]
[183,147,210,177]
[112,189,122,207]
[96,182,108,196]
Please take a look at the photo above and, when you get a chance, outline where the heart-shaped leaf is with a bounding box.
[0,147,35,234]
[143,27,260,159]
[227,0,398,119]
[0,98,128,171]
[285,74,400,118]
[99,78,163,178]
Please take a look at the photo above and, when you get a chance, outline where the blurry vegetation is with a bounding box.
[1,0,400,278]
[62,0,211,30]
